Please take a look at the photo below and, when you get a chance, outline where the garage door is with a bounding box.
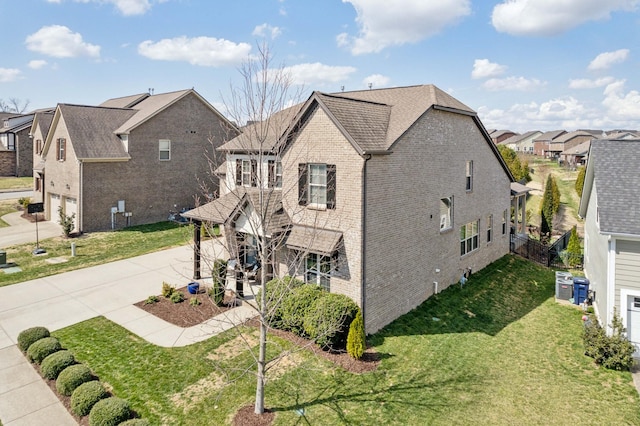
[49,193,61,223]
[628,296,640,357]
[64,197,78,231]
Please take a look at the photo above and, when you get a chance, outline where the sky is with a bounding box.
[1,0,639,132]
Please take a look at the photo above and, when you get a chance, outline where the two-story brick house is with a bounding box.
[185,85,514,334]
[38,89,237,232]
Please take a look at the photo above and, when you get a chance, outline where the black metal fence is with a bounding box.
[510,229,574,269]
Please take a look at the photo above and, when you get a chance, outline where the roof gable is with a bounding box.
[99,93,149,109]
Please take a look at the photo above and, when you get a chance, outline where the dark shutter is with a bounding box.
[267,160,275,188]
[56,139,60,160]
[62,139,66,161]
[298,163,308,205]
[250,159,257,187]
[235,159,242,186]
[326,164,336,209]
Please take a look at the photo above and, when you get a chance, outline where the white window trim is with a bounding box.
[440,196,453,232]
[487,214,493,243]
[308,164,328,209]
[305,252,331,290]
[465,160,473,192]
[460,220,479,256]
[159,139,171,161]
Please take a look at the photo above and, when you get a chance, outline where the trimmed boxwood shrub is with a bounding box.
[41,350,75,380]
[257,276,304,328]
[26,336,62,364]
[280,284,325,335]
[71,380,108,417]
[119,419,151,426]
[56,364,95,396]
[346,308,365,359]
[17,326,50,352]
[303,293,359,350]
[89,397,131,426]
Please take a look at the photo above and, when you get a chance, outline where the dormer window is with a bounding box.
[120,135,129,152]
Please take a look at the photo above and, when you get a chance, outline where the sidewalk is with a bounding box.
[0,241,255,425]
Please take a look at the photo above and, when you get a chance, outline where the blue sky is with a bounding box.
[1,0,639,132]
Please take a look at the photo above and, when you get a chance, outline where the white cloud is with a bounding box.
[28,60,48,70]
[339,0,470,55]
[252,23,282,39]
[471,59,507,79]
[138,36,251,67]
[46,0,153,16]
[492,0,639,36]
[602,79,640,119]
[363,74,389,88]
[482,76,546,91]
[0,68,22,83]
[588,49,630,71]
[568,77,615,89]
[279,63,356,85]
[25,25,100,58]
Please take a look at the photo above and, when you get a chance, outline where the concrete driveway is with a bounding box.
[0,211,60,248]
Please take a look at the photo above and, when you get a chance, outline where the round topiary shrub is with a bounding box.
[56,364,95,396]
[257,276,304,328]
[280,284,325,335]
[119,419,151,426]
[26,336,62,364]
[89,397,131,426]
[70,380,108,417]
[303,292,359,350]
[41,350,75,380]
[17,326,50,352]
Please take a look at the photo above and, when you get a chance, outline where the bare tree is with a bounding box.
[0,98,30,113]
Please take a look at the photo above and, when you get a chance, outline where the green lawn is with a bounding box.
[0,199,20,228]
[0,177,32,190]
[0,222,194,287]
[53,255,640,425]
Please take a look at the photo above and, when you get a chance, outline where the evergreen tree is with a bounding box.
[566,226,582,267]
[550,175,561,214]
[540,176,554,242]
[346,308,365,360]
[575,166,586,197]
[497,145,531,183]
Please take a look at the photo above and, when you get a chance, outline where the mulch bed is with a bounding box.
[20,211,45,223]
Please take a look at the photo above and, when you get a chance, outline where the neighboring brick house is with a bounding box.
[490,130,517,144]
[38,89,237,232]
[578,139,640,356]
[548,130,595,160]
[0,113,36,177]
[499,130,542,153]
[533,130,566,157]
[185,84,514,334]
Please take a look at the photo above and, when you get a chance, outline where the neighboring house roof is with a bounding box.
[499,130,541,146]
[578,139,640,235]
[491,130,517,139]
[534,130,566,142]
[32,111,54,140]
[56,104,136,160]
[553,130,594,143]
[562,140,591,155]
[286,225,343,256]
[604,131,639,140]
[99,93,149,109]
[511,182,532,196]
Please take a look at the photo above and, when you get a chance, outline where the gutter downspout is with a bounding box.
[361,154,372,331]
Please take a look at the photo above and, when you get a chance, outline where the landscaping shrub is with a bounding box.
[56,364,95,396]
[26,336,62,364]
[161,282,175,298]
[70,380,108,417]
[189,297,201,306]
[144,295,159,305]
[280,284,325,335]
[346,308,366,359]
[119,419,150,426]
[257,276,304,328]
[583,311,635,371]
[41,350,75,380]
[169,291,184,303]
[303,292,359,350]
[210,259,227,306]
[17,326,50,352]
[89,397,131,426]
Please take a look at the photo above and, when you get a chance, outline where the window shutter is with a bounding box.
[62,139,66,161]
[235,159,242,186]
[251,159,257,187]
[327,164,336,209]
[56,139,60,160]
[298,163,308,205]
[267,160,275,188]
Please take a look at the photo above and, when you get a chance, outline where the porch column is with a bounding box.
[513,196,520,234]
[193,220,201,280]
[520,195,527,234]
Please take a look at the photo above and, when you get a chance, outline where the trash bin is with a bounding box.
[573,277,590,305]
[555,271,573,300]
[0,250,6,265]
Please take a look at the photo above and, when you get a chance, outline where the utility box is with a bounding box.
[0,250,6,265]
[555,271,573,300]
[573,277,590,305]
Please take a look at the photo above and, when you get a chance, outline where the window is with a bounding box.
[502,209,508,235]
[306,253,331,290]
[235,159,257,187]
[440,196,453,231]
[465,160,473,191]
[7,134,15,151]
[56,138,66,161]
[35,139,42,155]
[268,160,282,189]
[487,214,493,243]
[460,220,479,256]
[238,233,258,268]
[298,163,336,209]
[159,139,171,161]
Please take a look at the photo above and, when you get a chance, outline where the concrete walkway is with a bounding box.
[0,211,60,247]
[0,239,256,425]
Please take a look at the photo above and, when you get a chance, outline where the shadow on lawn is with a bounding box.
[371,255,556,343]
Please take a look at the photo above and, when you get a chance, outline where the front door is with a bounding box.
[628,296,640,356]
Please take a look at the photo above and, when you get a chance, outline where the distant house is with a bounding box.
[185,84,514,334]
[499,130,542,153]
[36,89,237,232]
[0,113,36,177]
[548,130,594,160]
[560,140,591,167]
[31,111,55,199]
[491,130,518,145]
[579,139,640,356]
[533,130,566,157]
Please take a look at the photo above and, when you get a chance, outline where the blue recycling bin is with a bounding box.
[573,277,590,305]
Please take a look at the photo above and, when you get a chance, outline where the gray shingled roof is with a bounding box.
[590,139,640,235]
[114,90,191,134]
[562,140,591,155]
[34,111,54,140]
[554,130,594,143]
[58,104,135,159]
[99,93,149,109]
[534,130,566,142]
[286,225,342,255]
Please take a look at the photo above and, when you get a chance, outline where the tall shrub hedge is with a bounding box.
[304,293,359,350]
